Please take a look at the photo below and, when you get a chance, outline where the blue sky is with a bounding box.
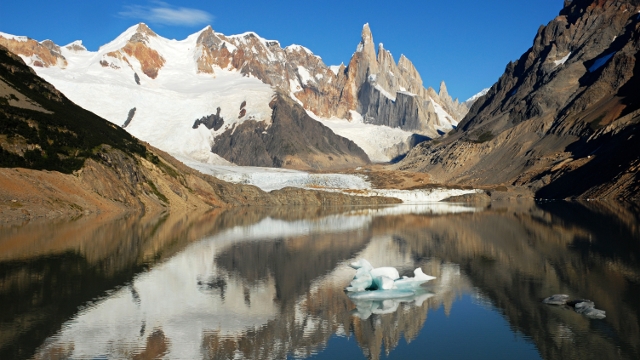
[0,0,563,100]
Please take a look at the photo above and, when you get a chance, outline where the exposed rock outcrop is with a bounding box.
[211,92,370,170]
[192,107,224,131]
[122,107,136,128]
[0,35,67,68]
[184,23,468,135]
[399,0,640,200]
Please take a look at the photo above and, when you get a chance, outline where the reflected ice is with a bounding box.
[9,200,639,360]
[349,288,434,319]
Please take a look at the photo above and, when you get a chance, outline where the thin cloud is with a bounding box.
[119,2,213,26]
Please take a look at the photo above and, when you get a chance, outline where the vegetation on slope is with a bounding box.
[0,45,147,173]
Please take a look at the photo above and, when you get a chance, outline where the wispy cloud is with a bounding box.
[119,1,213,26]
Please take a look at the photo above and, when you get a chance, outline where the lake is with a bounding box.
[1,200,639,359]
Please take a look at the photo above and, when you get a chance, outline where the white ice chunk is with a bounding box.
[346,267,373,292]
[349,258,373,271]
[370,267,400,290]
[394,268,437,289]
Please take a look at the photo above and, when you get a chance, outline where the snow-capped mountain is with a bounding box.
[0,23,470,167]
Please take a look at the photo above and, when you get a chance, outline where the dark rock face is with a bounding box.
[399,0,640,200]
[122,107,136,128]
[211,92,370,170]
[358,79,435,133]
[134,73,140,85]
[193,107,224,131]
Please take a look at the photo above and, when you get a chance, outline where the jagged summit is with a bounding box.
[438,81,448,98]
[1,22,475,167]
[64,40,86,51]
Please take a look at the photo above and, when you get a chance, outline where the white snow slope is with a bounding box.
[32,26,273,165]
[4,25,481,202]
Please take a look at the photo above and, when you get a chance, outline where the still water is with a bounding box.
[1,200,639,359]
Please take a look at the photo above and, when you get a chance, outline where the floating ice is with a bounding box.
[394,268,437,289]
[345,259,436,295]
[349,288,434,319]
[370,267,400,290]
[542,294,606,319]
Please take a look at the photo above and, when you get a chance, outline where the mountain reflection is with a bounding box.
[0,201,638,359]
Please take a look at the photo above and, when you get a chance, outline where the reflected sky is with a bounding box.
[1,200,639,359]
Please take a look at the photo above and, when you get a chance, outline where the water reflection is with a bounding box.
[0,201,638,359]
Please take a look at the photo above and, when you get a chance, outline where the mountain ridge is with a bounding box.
[0,44,399,223]
[0,23,472,167]
[398,0,640,199]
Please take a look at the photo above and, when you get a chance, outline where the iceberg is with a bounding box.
[394,268,437,289]
[345,259,436,294]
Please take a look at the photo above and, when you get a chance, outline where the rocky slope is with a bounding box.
[211,92,370,170]
[399,0,640,199]
[0,45,398,223]
[0,23,470,167]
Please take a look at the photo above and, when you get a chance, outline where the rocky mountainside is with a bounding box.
[399,0,640,199]
[211,91,370,170]
[0,23,469,167]
[0,45,397,223]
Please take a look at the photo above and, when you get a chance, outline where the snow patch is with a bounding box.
[430,97,457,129]
[296,66,314,84]
[329,64,342,75]
[289,78,302,93]
[553,52,571,67]
[374,84,396,101]
[465,88,489,104]
[305,110,415,163]
[0,32,28,42]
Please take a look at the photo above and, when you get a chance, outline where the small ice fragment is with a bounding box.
[542,294,569,305]
[579,307,606,319]
[350,259,373,271]
[394,267,437,289]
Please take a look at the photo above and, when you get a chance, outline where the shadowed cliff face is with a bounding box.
[211,92,371,170]
[399,0,640,200]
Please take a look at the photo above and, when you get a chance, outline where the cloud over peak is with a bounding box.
[119,2,213,27]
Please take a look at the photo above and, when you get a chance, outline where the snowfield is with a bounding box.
[177,155,479,203]
[7,25,481,203]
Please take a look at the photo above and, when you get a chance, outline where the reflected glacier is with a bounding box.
[17,200,640,360]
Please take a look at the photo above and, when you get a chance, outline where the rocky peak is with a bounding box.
[65,40,86,52]
[196,26,222,49]
[135,23,157,38]
[438,81,448,98]
[0,34,67,68]
[356,23,378,74]
[40,40,61,55]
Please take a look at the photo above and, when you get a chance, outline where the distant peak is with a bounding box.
[361,23,373,42]
[136,23,157,37]
[439,81,448,96]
